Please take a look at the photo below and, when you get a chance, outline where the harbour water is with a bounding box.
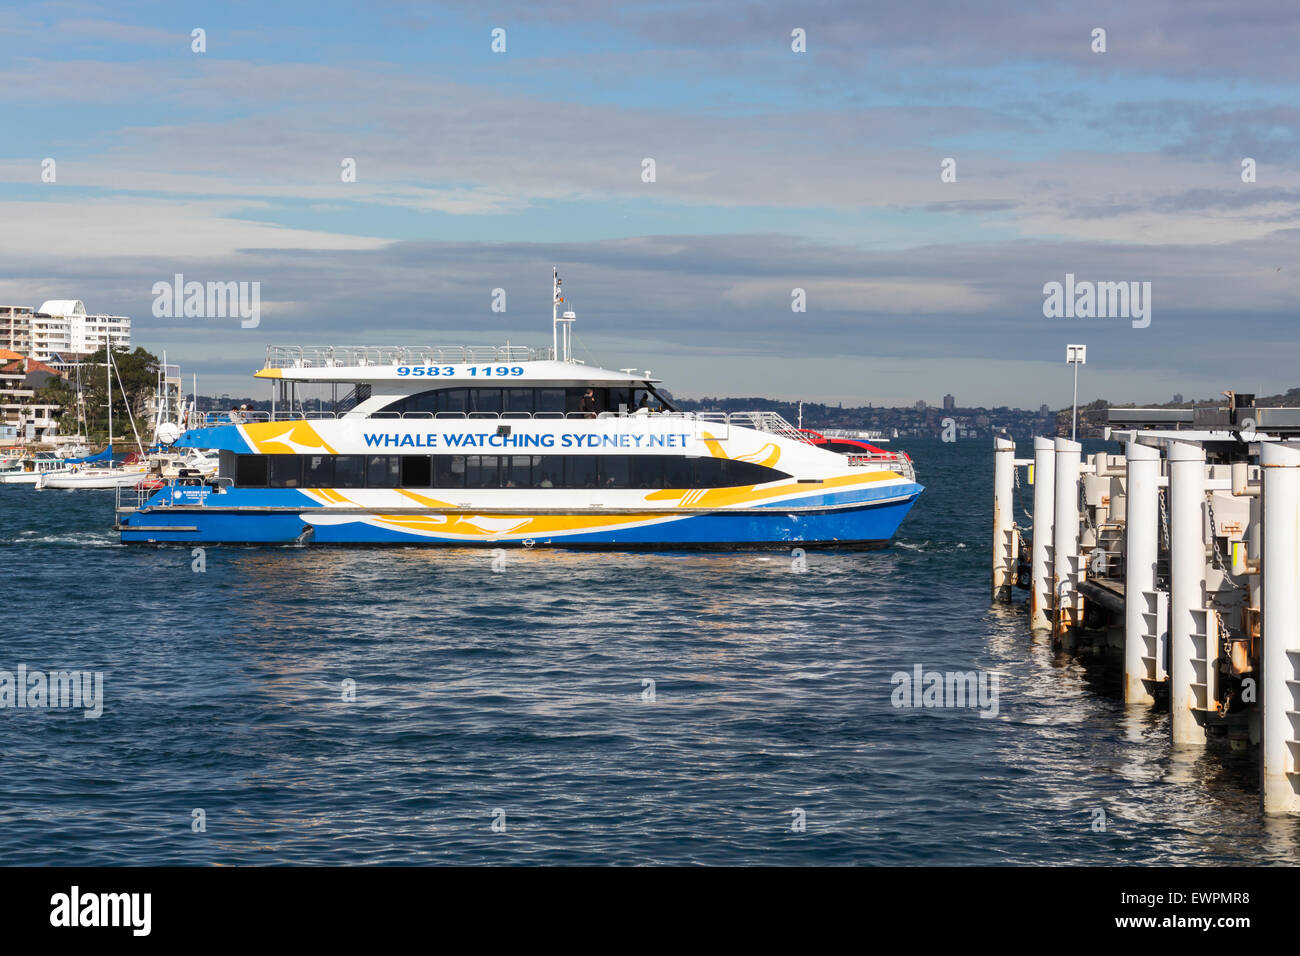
[2,438,1298,865]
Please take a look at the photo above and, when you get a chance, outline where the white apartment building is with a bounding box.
[30,300,131,361]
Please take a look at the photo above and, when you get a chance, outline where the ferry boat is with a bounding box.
[116,273,922,547]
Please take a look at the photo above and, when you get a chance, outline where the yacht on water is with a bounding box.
[116,272,923,547]
[40,455,148,489]
[36,354,205,490]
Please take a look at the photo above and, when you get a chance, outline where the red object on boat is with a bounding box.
[799,428,899,459]
[136,476,166,491]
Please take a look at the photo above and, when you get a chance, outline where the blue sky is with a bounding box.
[3,0,1300,406]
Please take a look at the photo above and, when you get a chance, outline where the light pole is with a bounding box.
[1066,344,1086,441]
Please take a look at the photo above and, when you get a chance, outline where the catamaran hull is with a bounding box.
[118,486,922,547]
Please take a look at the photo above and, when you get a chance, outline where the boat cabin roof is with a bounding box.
[256,346,658,385]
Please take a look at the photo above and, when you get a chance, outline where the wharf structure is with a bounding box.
[992,392,1300,814]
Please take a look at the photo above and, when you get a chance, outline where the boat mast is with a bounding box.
[552,267,560,360]
[106,337,112,452]
[157,350,165,437]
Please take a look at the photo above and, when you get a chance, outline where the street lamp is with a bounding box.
[1066,344,1086,441]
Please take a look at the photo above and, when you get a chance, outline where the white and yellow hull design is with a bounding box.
[119,417,922,548]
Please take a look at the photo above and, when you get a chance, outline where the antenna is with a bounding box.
[552,268,576,363]
[552,267,561,361]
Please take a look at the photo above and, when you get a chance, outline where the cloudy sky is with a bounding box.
[3,0,1299,407]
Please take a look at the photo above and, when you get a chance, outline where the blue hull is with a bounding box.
[118,486,923,548]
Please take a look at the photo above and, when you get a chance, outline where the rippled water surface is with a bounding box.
[2,439,1298,864]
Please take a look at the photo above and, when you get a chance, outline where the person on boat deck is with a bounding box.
[228,406,242,424]
[539,474,554,488]
[580,388,599,418]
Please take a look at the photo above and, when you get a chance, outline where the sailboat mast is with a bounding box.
[106,338,112,451]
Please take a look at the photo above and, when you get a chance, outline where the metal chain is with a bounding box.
[1158,488,1170,550]
[1078,480,1094,532]
[1014,465,1021,490]
[1206,495,1223,570]
[1205,494,1245,591]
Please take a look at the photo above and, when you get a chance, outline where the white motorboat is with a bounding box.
[0,453,78,485]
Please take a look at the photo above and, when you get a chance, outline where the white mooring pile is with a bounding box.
[992,416,1300,814]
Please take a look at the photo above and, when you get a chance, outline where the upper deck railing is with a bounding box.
[194,407,817,445]
[181,410,921,476]
[264,344,554,369]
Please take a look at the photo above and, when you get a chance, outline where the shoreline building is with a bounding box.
[0,305,35,356]
[0,350,65,441]
[30,300,130,361]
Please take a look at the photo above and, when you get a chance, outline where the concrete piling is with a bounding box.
[1260,442,1300,813]
[1123,441,1162,705]
[1030,437,1056,631]
[1052,438,1082,643]
[994,395,1300,812]
[992,437,1017,603]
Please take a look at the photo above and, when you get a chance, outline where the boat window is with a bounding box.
[232,454,791,490]
[568,457,599,488]
[663,457,692,488]
[367,455,400,487]
[598,455,630,488]
[607,388,634,413]
[472,389,503,414]
[268,455,301,487]
[506,455,532,488]
[536,388,565,413]
[691,458,725,486]
[465,455,500,488]
[646,384,677,412]
[504,388,535,415]
[629,455,663,488]
[401,455,432,487]
[303,455,333,487]
[565,387,590,414]
[432,455,464,488]
[378,386,652,417]
[236,455,268,487]
[535,456,563,487]
[439,389,468,414]
[334,455,366,488]
[723,459,783,486]
[407,391,439,415]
